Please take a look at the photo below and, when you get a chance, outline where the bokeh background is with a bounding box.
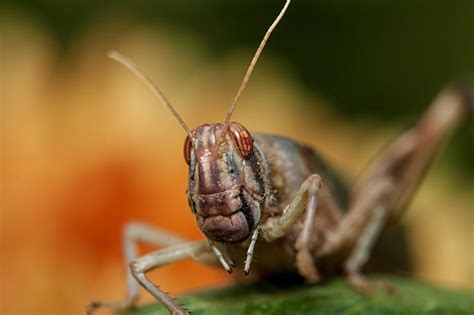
[1,1,473,314]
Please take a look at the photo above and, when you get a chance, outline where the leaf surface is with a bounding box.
[128,276,473,315]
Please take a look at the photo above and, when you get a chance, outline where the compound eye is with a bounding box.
[183,135,192,165]
[228,122,253,158]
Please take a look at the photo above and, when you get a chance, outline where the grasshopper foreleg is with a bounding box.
[261,174,322,282]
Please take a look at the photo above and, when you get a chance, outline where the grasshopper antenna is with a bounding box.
[220,0,291,141]
[107,50,194,140]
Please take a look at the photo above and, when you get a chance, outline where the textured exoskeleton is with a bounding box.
[87,1,473,314]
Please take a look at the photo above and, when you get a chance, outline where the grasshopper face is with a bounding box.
[184,122,264,243]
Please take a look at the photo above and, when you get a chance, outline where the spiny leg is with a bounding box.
[320,85,472,292]
[261,174,323,282]
[130,240,213,315]
[87,222,197,314]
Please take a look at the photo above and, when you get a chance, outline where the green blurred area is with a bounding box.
[2,0,473,178]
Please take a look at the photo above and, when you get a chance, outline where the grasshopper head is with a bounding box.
[184,122,264,243]
[107,0,291,247]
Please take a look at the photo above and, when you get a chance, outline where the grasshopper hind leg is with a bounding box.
[320,85,472,293]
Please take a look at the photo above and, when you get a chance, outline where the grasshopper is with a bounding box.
[88,0,472,314]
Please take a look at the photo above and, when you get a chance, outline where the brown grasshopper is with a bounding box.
[88,0,472,314]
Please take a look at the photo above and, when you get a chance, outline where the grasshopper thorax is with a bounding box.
[185,122,265,243]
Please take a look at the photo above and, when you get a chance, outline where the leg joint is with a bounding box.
[129,261,143,277]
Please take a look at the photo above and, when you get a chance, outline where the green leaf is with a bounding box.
[128,276,473,315]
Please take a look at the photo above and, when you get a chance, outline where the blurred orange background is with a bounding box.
[1,5,473,315]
